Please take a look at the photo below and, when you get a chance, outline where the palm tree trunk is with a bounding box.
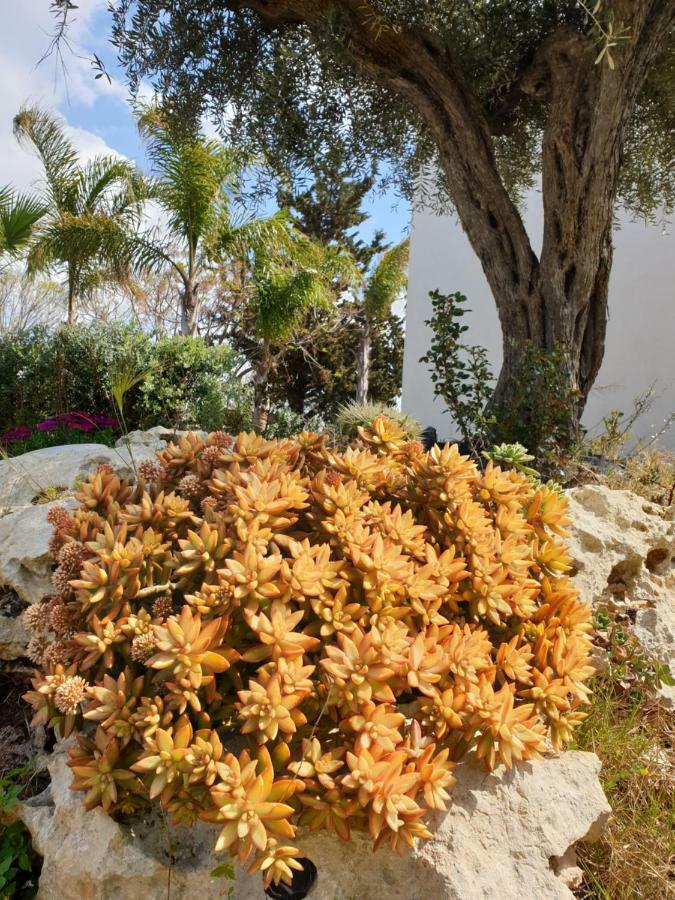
[252,338,273,431]
[67,268,76,326]
[356,317,372,404]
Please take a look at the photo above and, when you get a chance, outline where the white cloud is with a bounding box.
[1,2,129,191]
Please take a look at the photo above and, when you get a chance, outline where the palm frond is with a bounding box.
[255,267,335,341]
[77,156,148,221]
[0,187,46,255]
[364,240,409,319]
[13,106,79,212]
[136,101,243,251]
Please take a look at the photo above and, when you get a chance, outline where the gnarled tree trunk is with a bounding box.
[240,0,674,440]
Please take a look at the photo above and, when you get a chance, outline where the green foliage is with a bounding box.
[268,306,405,422]
[0,325,251,435]
[265,145,405,416]
[335,400,421,441]
[0,188,45,259]
[0,767,41,899]
[592,608,675,695]
[573,613,675,899]
[491,342,577,458]
[3,427,117,459]
[263,403,324,439]
[135,337,252,432]
[253,237,358,341]
[420,290,494,446]
[277,144,378,262]
[110,2,674,221]
[210,861,236,898]
[363,241,409,320]
[421,291,578,461]
[12,107,146,318]
[137,102,242,259]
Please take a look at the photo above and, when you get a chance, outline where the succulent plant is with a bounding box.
[24,415,594,890]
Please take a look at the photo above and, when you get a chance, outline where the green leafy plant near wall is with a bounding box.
[420,290,494,448]
[421,290,577,462]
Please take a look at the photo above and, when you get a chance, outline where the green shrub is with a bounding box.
[0,325,252,435]
[490,341,577,459]
[420,289,493,447]
[420,290,577,462]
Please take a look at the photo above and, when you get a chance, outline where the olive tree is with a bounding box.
[93,0,674,431]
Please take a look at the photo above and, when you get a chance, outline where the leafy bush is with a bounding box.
[23,415,593,891]
[0,325,251,434]
[420,290,493,447]
[490,341,577,460]
[420,292,577,462]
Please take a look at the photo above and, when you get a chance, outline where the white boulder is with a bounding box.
[0,444,133,512]
[21,749,609,900]
[566,484,675,701]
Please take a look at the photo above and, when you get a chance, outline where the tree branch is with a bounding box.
[227,0,541,338]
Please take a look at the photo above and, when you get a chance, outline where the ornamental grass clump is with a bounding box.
[23,415,594,889]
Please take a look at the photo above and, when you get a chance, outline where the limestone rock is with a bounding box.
[0,445,133,512]
[20,749,609,900]
[0,502,72,607]
[566,484,675,700]
[0,500,81,659]
[115,427,208,461]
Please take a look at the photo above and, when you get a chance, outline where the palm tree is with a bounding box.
[134,103,291,337]
[131,103,357,425]
[0,187,46,259]
[355,241,409,403]
[249,234,357,429]
[13,106,146,325]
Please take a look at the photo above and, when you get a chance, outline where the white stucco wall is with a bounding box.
[402,188,675,448]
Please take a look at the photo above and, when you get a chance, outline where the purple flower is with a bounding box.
[1,426,32,444]
[89,413,119,429]
[36,419,59,432]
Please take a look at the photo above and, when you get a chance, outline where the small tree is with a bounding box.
[132,103,284,336]
[279,147,407,406]
[13,107,145,325]
[213,230,358,430]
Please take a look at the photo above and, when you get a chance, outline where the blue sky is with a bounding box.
[2,2,410,246]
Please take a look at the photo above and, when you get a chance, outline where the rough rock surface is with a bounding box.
[0,501,80,659]
[21,749,609,900]
[115,426,208,461]
[566,484,675,701]
[0,444,132,511]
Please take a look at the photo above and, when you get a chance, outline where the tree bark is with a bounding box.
[252,338,273,431]
[355,316,372,404]
[234,0,674,437]
[67,266,76,326]
[181,282,201,336]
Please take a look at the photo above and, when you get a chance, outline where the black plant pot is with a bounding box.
[264,857,317,899]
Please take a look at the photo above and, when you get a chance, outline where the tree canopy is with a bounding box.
[109,0,674,219]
